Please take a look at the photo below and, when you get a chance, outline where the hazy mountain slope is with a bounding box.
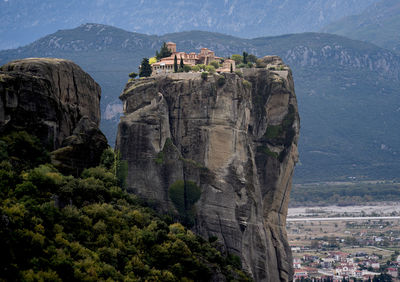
[252,33,400,181]
[322,0,400,54]
[0,0,378,50]
[1,24,399,183]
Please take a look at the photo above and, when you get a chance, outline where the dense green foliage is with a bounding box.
[217,75,226,87]
[169,180,201,227]
[242,52,248,64]
[0,131,50,172]
[231,54,243,64]
[205,65,215,74]
[201,72,208,80]
[179,57,184,70]
[128,72,138,79]
[173,55,178,73]
[155,42,172,60]
[290,182,400,207]
[139,58,152,77]
[0,131,251,281]
[209,60,220,69]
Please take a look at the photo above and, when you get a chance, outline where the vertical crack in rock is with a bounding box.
[116,57,300,281]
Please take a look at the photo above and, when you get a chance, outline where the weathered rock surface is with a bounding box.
[0,58,107,174]
[116,56,299,281]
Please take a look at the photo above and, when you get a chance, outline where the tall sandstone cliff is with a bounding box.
[0,58,108,174]
[116,56,299,281]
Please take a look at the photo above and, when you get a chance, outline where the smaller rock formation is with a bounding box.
[0,58,107,174]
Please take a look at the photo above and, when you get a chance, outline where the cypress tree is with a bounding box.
[230,63,233,73]
[243,51,248,64]
[180,57,184,70]
[156,42,172,60]
[174,55,178,72]
[139,58,152,77]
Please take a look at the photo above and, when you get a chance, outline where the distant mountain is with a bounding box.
[1,24,399,183]
[0,0,379,50]
[322,0,400,54]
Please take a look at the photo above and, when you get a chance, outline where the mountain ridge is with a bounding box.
[0,0,379,50]
[321,0,400,54]
[1,23,399,183]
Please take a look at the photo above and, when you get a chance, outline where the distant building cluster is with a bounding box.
[291,250,400,281]
[151,42,235,74]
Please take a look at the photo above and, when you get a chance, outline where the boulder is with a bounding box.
[0,58,107,174]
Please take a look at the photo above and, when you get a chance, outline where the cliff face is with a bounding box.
[0,58,107,174]
[116,56,299,281]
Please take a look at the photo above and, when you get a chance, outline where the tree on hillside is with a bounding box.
[179,57,184,70]
[156,42,172,60]
[139,58,152,77]
[230,63,233,73]
[174,55,178,72]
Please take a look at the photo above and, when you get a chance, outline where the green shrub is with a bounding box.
[231,54,243,64]
[265,124,283,139]
[210,60,220,69]
[0,141,7,160]
[242,79,252,89]
[169,180,201,226]
[100,148,115,170]
[217,75,226,87]
[248,54,258,63]
[155,151,165,164]
[191,65,200,72]
[208,236,218,243]
[116,159,128,190]
[205,65,216,74]
[201,72,209,80]
[256,59,267,68]
[237,63,246,68]
[183,65,192,72]
[226,254,242,269]
[234,70,243,77]
[263,147,279,159]
[129,72,138,79]
[197,64,206,71]
[0,131,49,171]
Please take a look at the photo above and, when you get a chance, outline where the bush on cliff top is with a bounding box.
[0,131,252,281]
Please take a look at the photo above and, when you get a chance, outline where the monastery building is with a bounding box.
[151,42,235,74]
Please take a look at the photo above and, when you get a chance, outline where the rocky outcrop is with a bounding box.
[116,56,299,281]
[0,58,107,174]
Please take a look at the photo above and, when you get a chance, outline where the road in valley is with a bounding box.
[287,216,400,222]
